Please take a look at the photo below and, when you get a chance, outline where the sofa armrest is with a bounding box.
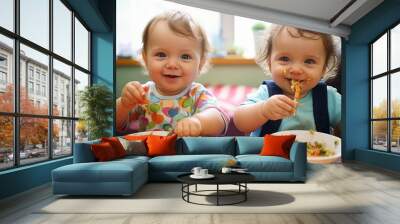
[289,142,307,181]
[73,140,100,163]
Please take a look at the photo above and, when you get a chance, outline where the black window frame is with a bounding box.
[370,20,400,154]
[0,0,92,171]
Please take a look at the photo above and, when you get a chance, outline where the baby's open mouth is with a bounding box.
[163,74,180,79]
[285,78,305,85]
[285,78,307,83]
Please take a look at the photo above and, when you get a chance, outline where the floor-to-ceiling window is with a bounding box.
[370,22,400,154]
[0,0,91,170]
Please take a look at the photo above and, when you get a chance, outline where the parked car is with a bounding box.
[7,150,32,160]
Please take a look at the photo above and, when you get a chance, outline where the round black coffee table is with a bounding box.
[177,173,255,206]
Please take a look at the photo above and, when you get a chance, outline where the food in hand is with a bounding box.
[291,80,301,103]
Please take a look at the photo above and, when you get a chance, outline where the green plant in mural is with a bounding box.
[252,22,266,31]
[79,84,113,140]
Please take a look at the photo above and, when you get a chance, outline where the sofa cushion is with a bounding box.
[147,134,177,157]
[101,137,127,158]
[74,140,100,163]
[236,155,293,172]
[179,137,235,155]
[148,154,235,172]
[260,134,296,159]
[91,142,118,161]
[118,137,147,156]
[52,159,147,183]
[235,137,264,155]
[52,157,149,195]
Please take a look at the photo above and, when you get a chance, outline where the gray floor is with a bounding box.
[1,162,400,224]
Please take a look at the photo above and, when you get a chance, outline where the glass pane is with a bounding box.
[53,0,72,60]
[0,0,14,31]
[0,116,13,170]
[20,0,49,49]
[391,120,400,153]
[53,59,72,116]
[391,72,400,118]
[20,44,49,115]
[74,18,89,70]
[372,77,387,119]
[391,24,400,70]
[74,69,89,118]
[75,120,88,143]
[20,117,49,165]
[53,119,72,158]
[372,121,387,151]
[372,33,387,76]
[0,34,14,112]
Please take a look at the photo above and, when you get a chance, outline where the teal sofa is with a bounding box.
[52,137,306,196]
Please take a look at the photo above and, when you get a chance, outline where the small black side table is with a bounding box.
[177,173,255,206]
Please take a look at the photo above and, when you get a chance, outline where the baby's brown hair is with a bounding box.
[257,25,339,79]
[142,10,210,64]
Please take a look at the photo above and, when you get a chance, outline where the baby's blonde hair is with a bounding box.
[256,25,339,80]
[141,10,211,73]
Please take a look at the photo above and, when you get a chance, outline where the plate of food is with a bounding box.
[272,130,341,164]
[126,131,172,136]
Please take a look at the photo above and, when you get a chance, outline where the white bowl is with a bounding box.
[272,130,341,164]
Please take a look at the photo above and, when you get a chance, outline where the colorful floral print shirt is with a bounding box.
[120,81,228,134]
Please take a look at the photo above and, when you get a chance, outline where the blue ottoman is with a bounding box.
[52,156,149,196]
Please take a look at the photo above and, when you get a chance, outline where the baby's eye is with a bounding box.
[305,59,316,64]
[155,52,166,58]
[180,54,192,61]
[278,56,290,62]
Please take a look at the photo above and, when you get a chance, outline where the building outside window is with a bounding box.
[41,85,46,97]
[0,71,7,87]
[35,70,40,81]
[0,54,6,67]
[0,54,7,90]
[28,66,34,80]
[28,81,34,94]
[41,73,46,83]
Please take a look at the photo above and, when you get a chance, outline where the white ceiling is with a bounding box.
[166,0,384,38]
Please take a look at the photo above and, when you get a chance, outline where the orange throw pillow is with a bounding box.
[146,134,177,157]
[124,135,148,141]
[91,142,117,161]
[101,137,126,158]
[260,134,296,159]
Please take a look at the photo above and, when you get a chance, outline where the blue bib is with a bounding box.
[259,80,330,136]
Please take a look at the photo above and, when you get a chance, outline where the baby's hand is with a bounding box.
[174,117,202,137]
[120,81,148,109]
[263,95,297,120]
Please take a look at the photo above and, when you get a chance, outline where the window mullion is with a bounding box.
[49,0,54,159]
[370,45,373,149]
[13,0,20,166]
[71,11,76,152]
[387,30,391,152]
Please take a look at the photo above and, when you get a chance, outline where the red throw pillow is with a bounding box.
[260,134,296,159]
[91,142,117,161]
[146,134,177,157]
[101,137,126,158]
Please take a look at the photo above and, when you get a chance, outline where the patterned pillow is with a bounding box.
[118,137,147,156]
